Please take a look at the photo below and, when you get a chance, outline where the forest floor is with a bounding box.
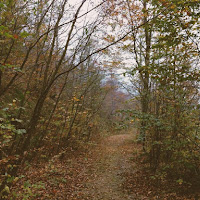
[10,133,199,200]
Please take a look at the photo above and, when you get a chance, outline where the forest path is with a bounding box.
[74,134,138,200]
[9,133,198,199]
[10,133,143,199]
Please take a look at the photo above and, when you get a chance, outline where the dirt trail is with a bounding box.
[74,134,137,200]
[9,133,198,199]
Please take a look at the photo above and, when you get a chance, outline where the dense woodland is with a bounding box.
[0,0,200,199]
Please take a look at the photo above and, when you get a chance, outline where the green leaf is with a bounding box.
[0,3,4,9]
[176,179,183,185]
[14,129,26,135]
[4,185,10,193]
[0,25,7,31]
[24,181,31,188]
[20,31,30,38]
[4,32,14,39]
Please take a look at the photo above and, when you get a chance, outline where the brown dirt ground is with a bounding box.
[9,133,200,200]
